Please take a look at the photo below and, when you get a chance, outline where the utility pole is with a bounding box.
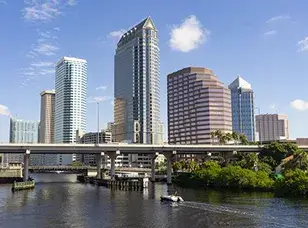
[256,107,262,145]
[97,102,100,145]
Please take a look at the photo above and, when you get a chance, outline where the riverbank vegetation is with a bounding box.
[172,140,308,197]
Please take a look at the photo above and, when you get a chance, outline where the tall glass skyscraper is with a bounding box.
[229,76,255,142]
[55,57,87,165]
[114,17,162,168]
[9,117,39,163]
[114,17,162,145]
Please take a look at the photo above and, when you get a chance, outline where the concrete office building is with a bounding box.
[76,130,114,166]
[229,76,255,141]
[39,90,57,165]
[168,67,232,144]
[113,17,163,168]
[256,114,289,142]
[55,57,87,165]
[9,117,39,164]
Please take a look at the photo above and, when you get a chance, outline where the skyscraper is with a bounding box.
[114,17,162,145]
[9,117,39,163]
[256,114,289,142]
[40,90,55,143]
[55,57,87,165]
[113,17,162,168]
[39,90,57,165]
[167,67,232,144]
[229,76,255,141]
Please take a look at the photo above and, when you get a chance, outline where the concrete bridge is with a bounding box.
[1,143,307,184]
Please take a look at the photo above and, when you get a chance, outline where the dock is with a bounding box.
[77,175,149,190]
[12,180,35,191]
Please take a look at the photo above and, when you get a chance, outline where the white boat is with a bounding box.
[160,195,184,202]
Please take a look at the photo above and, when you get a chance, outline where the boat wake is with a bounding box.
[177,201,303,228]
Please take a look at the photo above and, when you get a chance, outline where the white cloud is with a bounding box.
[33,43,59,56]
[66,0,76,6]
[38,68,55,75]
[169,15,210,52]
[96,85,107,90]
[88,96,112,103]
[0,104,10,116]
[23,0,61,22]
[264,30,277,37]
[290,99,308,111]
[31,61,54,67]
[266,15,290,24]
[109,29,126,41]
[0,0,7,4]
[54,27,60,31]
[298,37,308,52]
[22,0,77,22]
[110,100,114,106]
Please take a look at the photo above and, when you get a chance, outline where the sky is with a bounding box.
[1,0,308,142]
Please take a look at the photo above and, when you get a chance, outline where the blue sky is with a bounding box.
[1,0,308,142]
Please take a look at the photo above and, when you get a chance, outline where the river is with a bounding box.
[0,173,308,228]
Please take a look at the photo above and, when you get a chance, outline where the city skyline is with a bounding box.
[1,1,308,142]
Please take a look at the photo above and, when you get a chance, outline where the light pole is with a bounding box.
[97,102,100,145]
[255,107,262,145]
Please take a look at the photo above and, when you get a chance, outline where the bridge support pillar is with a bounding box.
[222,151,237,166]
[107,150,120,180]
[150,152,159,182]
[96,153,102,179]
[164,150,177,185]
[23,150,30,181]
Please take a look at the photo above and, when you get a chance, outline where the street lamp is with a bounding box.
[255,107,262,146]
[96,102,100,145]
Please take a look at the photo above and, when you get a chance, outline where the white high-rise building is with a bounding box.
[55,57,87,165]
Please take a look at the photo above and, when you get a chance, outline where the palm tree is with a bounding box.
[225,132,233,144]
[239,134,249,145]
[232,132,239,145]
[210,131,216,145]
[214,130,223,144]
[219,134,228,145]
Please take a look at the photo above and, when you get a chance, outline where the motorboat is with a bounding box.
[161,194,184,202]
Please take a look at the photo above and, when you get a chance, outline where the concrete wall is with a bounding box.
[0,168,22,178]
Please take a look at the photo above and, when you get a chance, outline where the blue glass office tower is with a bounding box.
[113,17,163,168]
[229,76,255,141]
[9,117,39,163]
[114,17,162,145]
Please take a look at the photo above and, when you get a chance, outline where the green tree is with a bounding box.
[188,160,199,172]
[239,134,249,145]
[225,132,233,143]
[232,132,239,144]
[70,161,83,167]
[172,162,182,172]
[275,169,308,196]
[284,152,308,171]
[214,130,223,144]
[210,131,217,144]
[260,142,302,169]
[193,161,222,187]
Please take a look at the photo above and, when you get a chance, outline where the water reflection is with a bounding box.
[0,173,307,227]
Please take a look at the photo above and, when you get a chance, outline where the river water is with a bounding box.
[0,173,308,228]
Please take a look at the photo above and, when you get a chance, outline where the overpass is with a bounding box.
[1,143,308,184]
